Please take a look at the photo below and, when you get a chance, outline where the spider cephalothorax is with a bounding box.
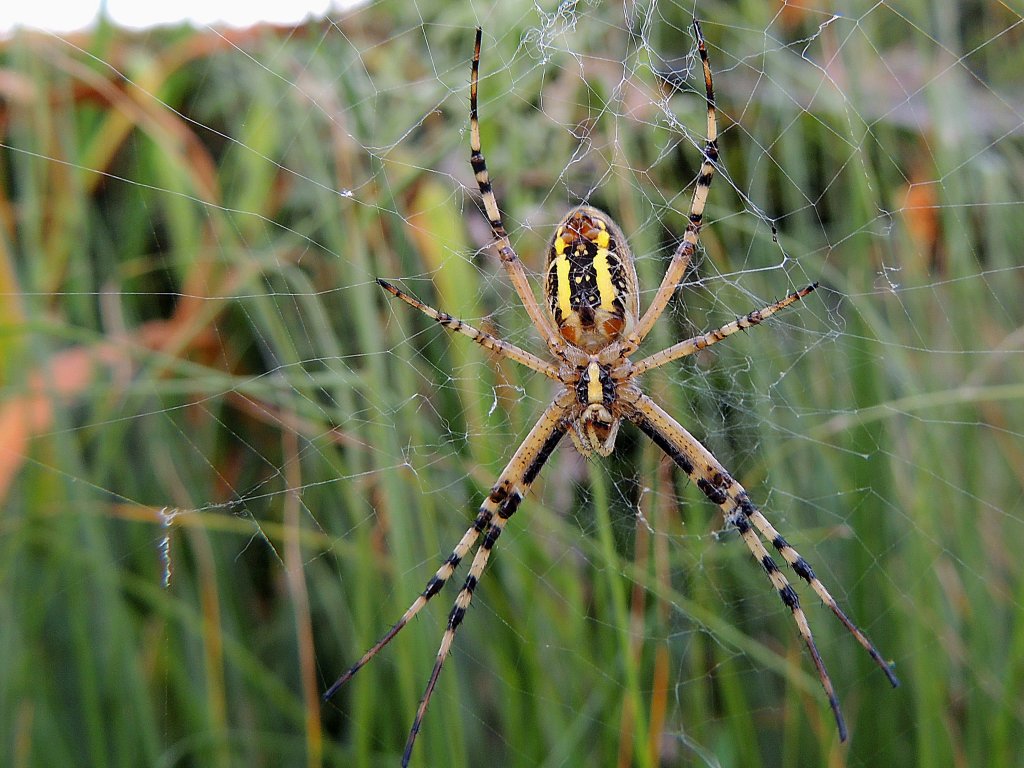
[325,22,898,766]
[568,356,623,456]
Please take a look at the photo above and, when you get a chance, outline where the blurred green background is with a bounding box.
[2,1,1023,766]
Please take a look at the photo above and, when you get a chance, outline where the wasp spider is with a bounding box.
[325,21,899,763]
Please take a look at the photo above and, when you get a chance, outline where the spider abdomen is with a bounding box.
[545,206,639,352]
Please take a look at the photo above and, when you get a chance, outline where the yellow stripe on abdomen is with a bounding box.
[553,235,573,321]
[591,229,617,312]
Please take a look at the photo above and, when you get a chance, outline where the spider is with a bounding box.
[324,21,899,764]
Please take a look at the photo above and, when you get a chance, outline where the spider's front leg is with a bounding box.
[326,390,572,767]
[625,391,898,742]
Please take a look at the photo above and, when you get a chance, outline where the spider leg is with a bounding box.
[470,28,564,354]
[631,283,817,376]
[626,392,898,742]
[377,279,560,380]
[324,391,570,764]
[624,19,718,352]
[400,394,569,766]
[322,507,491,702]
[741,498,901,688]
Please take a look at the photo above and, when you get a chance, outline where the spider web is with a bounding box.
[3,1,1024,766]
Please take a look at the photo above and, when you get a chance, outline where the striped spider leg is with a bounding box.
[324,20,897,764]
[324,384,571,765]
[622,392,900,743]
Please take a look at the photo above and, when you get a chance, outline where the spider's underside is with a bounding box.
[325,21,899,765]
